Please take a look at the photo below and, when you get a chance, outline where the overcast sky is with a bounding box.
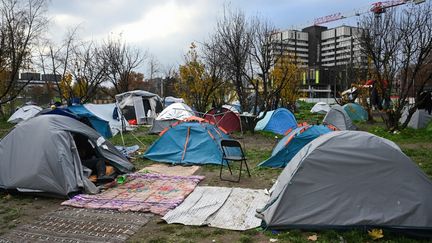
[47,0,374,76]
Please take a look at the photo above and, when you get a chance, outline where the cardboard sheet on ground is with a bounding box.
[163,186,269,231]
[139,163,200,176]
[61,173,204,215]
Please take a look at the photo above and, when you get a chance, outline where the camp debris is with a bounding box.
[257,131,432,235]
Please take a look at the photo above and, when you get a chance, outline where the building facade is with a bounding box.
[271,25,368,98]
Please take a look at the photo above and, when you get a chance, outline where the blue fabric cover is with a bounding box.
[144,122,241,165]
[255,108,297,135]
[343,103,368,122]
[258,125,332,168]
[68,105,113,138]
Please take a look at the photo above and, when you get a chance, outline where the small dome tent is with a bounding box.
[258,125,334,168]
[322,105,356,130]
[343,103,368,122]
[255,108,297,135]
[204,107,241,133]
[400,108,432,129]
[144,118,241,165]
[0,115,133,197]
[8,105,42,124]
[68,105,113,138]
[257,131,432,234]
[149,103,194,134]
[310,102,330,114]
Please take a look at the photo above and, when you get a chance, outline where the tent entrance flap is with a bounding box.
[181,127,191,162]
[133,96,146,124]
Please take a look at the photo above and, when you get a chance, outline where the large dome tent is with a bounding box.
[0,115,133,197]
[254,108,297,135]
[257,131,432,235]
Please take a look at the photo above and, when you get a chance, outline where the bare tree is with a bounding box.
[358,2,432,131]
[99,37,146,97]
[0,0,47,115]
[69,41,106,103]
[213,8,252,112]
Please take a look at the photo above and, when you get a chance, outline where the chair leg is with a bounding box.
[221,159,235,181]
[244,160,251,177]
[237,160,243,183]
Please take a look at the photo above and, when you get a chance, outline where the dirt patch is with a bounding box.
[0,193,61,235]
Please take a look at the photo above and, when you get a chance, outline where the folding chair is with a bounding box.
[220,139,251,182]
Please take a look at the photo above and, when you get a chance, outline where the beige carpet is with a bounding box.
[139,163,200,176]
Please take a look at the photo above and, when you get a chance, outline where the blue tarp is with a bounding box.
[254,108,297,135]
[258,125,333,168]
[343,103,368,122]
[144,121,241,165]
[68,105,113,138]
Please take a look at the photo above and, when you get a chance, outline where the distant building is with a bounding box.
[271,25,368,98]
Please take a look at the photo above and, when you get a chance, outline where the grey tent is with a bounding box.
[257,131,432,234]
[0,115,133,197]
[115,90,163,125]
[400,108,432,129]
[322,105,356,130]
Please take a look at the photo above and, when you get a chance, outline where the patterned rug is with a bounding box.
[0,207,152,243]
[139,164,200,176]
[62,173,204,215]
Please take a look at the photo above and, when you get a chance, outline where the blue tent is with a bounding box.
[67,105,113,138]
[343,103,368,122]
[258,125,333,168]
[144,121,241,165]
[254,108,297,135]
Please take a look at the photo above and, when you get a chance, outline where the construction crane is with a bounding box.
[313,0,426,26]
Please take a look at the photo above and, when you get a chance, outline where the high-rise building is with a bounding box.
[271,25,368,98]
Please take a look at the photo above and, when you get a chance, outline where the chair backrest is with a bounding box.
[220,139,245,158]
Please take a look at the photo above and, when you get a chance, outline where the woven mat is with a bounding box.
[0,207,151,243]
[62,173,204,215]
[139,164,200,176]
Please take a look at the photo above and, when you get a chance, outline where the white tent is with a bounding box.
[115,90,163,125]
[156,103,194,121]
[8,105,42,124]
[310,102,330,114]
[83,103,131,136]
[222,104,240,114]
[400,108,432,129]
